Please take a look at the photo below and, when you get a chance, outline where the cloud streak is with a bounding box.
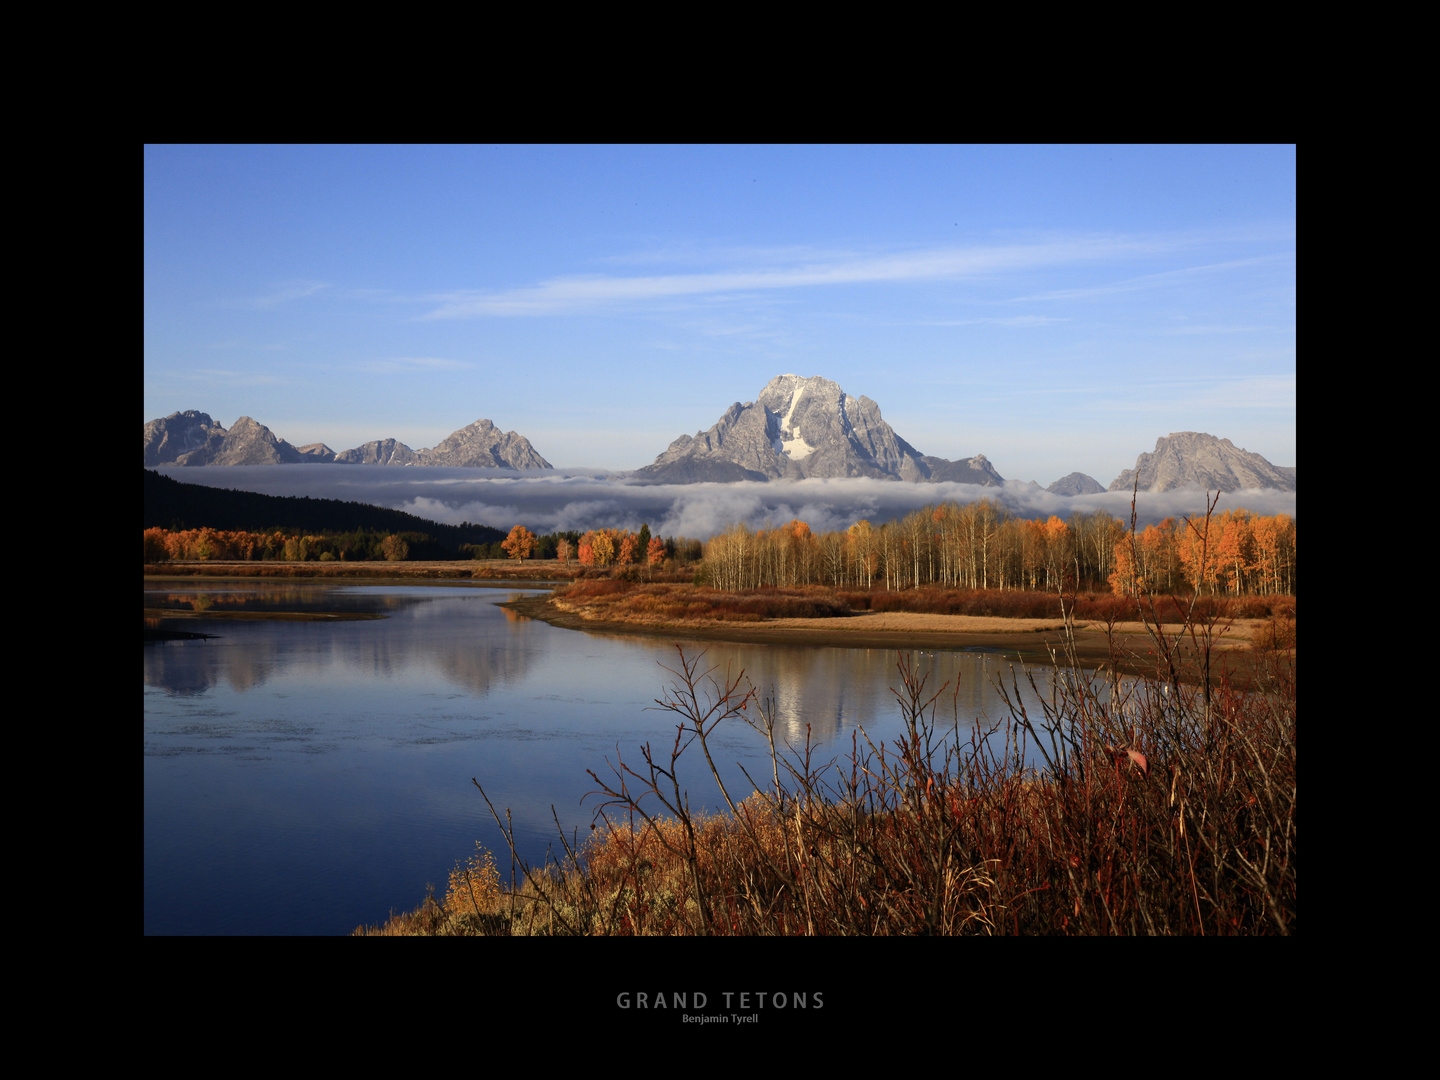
[164,368,296,388]
[356,356,473,375]
[420,236,1168,319]
[1008,253,1294,305]
[248,280,331,308]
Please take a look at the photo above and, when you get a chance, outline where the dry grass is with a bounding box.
[549,581,1289,644]
[763,611,1265,642]
[548,582,1277,655]
[552,582,852,625]
[358,630,1295,936]
[765,611,1066,634]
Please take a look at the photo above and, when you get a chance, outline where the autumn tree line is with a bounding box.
[486,524,705,568]
[145,522,709,568]
[144,526,450,563]
[700,500,1295,597]
[145,494,1295,598]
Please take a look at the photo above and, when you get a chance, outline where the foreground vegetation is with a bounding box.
[361,640,1293,936]
[360,497,1295,936]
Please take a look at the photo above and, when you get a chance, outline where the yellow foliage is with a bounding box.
[445,842,501,917]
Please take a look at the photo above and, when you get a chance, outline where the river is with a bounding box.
[144,579,1065,935]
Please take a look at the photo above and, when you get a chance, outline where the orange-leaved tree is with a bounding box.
[618,534,640,565]
[502,525,536,562]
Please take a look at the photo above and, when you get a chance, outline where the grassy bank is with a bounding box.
[359,611,1296,935]
[551,579,1294,626]
[524,580,1290,691]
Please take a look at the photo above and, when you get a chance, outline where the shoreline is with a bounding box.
[501,595,1279,689]
[143,559,578,582]
[145,563,1285,688]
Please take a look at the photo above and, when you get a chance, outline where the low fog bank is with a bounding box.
[154,466,1297,539]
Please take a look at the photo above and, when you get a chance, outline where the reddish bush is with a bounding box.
[559,579,633,601]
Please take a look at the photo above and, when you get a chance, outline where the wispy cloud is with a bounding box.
[1160,323,1291,335]
[420,236,1168,319]
[927,315,1069,327]
[164,367,294,387]
[1190,375,1296,410]
[248,279,331,308]
[1102,374,1297,412]
[1009,253,1294,305]
[357,356,473,375]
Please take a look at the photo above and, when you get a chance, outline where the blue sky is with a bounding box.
[144,145,1295,487]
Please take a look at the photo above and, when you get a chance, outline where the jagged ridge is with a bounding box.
[144,412,552,470]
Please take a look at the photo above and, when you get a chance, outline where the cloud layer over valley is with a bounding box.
[155,466,1296,539]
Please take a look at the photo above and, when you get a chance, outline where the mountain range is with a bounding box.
[144,376,1294,493]
[143,411,552,470]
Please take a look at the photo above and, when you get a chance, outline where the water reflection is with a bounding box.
[144,583,543,697]
[145,583,393,615]
[144,581,1059,935]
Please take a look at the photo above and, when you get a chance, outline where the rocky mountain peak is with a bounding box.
[637,374,1002,486]
[144,410,228,466]
[419,418,551,469]
[210,416,309,465]
[1108,431,1295,493]
[1047,472,1105,497]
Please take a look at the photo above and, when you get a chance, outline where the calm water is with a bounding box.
[144,580,1060,935]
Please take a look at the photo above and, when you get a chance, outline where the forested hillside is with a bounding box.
[144,469,504,552]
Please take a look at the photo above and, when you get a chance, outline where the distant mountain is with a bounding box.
[1048,472,1106,496]
[1108,432,1296,493]
[333,438,421,466]
[636,374,1004,485]
[142,412,316,466]
[210,416,314,465]
[144,412,552,470]
[922,454,1007,486]
[414,418,552,469]
[143,410,228,466]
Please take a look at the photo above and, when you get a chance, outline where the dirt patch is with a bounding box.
[765,612,1069,634]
